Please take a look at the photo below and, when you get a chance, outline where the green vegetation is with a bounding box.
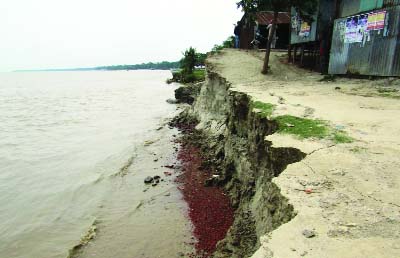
[168,36,235,83]
[251,100,353,143]
[349,146,367,153]
[193,69,206,81]
[211,36,235,53]
[252,101,275,117]
[275,115,329,139]
[333,131,353,144]
[196,53,207,66]
[170,69,206,83]
[168,47,207,83]
[96,61,180,71]
[377,88,399,93]
[181,47,197,75]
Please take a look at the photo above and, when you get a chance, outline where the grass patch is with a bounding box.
[193,69,205,81]
[251,102,355,144]
[168,69,205,83]
[378,93,400,99]
[275,115,329,139]
[377,88,399,93]
[332,131,353,143]
[350,146,366,153]
[253,101,275,117]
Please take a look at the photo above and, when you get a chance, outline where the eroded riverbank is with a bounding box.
[173,49,400,258]
[173,73,306,258]
[171,117,234,257]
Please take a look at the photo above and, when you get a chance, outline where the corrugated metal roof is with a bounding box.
[256,12,290,25]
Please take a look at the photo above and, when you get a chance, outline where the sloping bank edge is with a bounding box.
[175,63,308,257]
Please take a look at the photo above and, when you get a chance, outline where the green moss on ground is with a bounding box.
[333,131,353,143]
[253,101,275,117]
[251,101,354,144]
[193,69,205,81]
[275,115,329,139]
[349,146,367,153]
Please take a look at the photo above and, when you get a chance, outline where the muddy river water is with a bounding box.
[0,71,193,258]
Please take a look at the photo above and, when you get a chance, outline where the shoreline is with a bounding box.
[58,73,198,258]
[173,49,400,258]
[171,117,234,257]
[171,73,301,257]
[68,117,197,258]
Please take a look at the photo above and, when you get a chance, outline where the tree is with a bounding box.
[178,47,207,83]
[237,0,317,74]
[195,53,207,67]
[180,47,197,74]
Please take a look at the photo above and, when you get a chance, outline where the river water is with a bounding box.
[0,71,193,258]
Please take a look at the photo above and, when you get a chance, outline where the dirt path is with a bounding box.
[208,49,400,258]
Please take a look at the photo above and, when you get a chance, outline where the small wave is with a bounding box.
[110,137,160,177]
[67,219,98,258]
[111,153,137,177]
[143,138,160,146]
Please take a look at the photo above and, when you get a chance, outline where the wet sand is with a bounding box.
[173,120,234,257]
[71,117,195,258]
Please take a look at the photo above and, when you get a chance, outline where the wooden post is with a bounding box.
[262,11,279,74]
[316,44,319,71]
[300,45,305,67]
[293,45,297,63]
[288,6,292,64]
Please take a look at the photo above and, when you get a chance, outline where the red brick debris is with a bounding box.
[173,122,234,257]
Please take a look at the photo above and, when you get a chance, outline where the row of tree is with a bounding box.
[96,61,180,71]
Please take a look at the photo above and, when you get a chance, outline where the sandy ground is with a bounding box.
[208,49,400,258]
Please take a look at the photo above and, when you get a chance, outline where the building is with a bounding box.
[289,0,338,72]
[235,12,290,50]
[329,0,400,76]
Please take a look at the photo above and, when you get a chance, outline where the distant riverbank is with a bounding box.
[14,61,180,72]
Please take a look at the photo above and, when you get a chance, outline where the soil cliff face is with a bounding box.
[179,67,306,257]
[178,49,400,258]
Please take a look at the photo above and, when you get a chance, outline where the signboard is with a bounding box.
[344,11,386,43]
[299,22,311,37]
[345,16,358,43]
[357,14,368,42]
[367,11,386,30]
[375,11,386,30]
[367,12,377,30]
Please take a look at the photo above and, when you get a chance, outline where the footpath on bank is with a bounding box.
[207,49,400,258]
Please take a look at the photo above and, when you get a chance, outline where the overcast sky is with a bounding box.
[0,0,243,71]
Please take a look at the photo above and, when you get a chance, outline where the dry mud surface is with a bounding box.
[208,49,400,258]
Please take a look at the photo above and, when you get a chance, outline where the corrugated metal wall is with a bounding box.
[340,0,384,17]
[384,0,400,7]
[329,6,400,76]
